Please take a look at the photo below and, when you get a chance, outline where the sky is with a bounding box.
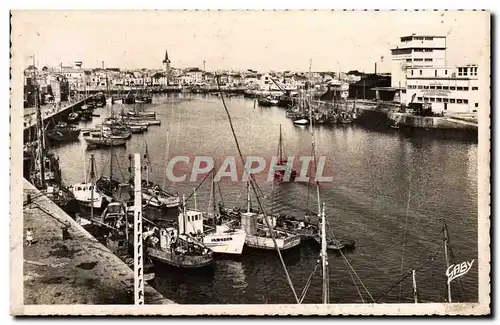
[12,10,490,73]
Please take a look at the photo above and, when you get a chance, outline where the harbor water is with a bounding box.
[52,93,478,304]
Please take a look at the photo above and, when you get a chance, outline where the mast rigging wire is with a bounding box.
[216,75,300,304]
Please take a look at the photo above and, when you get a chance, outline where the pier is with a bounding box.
[22,179,174,305]
[23,96,93,143]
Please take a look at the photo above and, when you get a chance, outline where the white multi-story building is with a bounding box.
[391,34,481,114]
[391,34,446,89]
[402,64,480,114]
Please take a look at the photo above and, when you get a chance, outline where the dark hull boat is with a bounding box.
[313,236,356,251]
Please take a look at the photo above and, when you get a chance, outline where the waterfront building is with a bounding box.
[391,34,446,89]
[403,64,480,114]
[387,33,481,114]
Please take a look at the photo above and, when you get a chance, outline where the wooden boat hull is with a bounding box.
[245,234,301,250]
[147,247,214,269]
[85,137,127,148]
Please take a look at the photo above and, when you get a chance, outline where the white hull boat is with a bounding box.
[69,182,106,209]
[293,118,309,125]
[245,233,301,250]
[202,225,246,255]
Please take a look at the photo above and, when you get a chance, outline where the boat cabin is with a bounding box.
[179,210,205,235]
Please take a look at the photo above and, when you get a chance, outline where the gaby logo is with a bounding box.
[445,259,474,284]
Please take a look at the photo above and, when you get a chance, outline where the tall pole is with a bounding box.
[90,155,95,221]
[443,222,452,303]
[412,269,418,303]
[321,202,329,304]
[133,153,144,305]
[246,181,251,213]
[193,188,197,210]
[33,54,45,189]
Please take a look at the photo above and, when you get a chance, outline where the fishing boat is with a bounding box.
[122,116,161,126]
[241,183,300,251]
[46,123,80,143]
[187,208,246,255]
[133,141,181,208]
[127,110,156,118]
[257,96,278,107]
[273,214,319,239]
[293,118,309,125]
[273,124,297,182]
[102,125,132,140]
[69,155,110,209]
[313,236,356,251]
[191,173,246,255]
[144,202,214,269]
[85,132,127,148]
[81,201,128,231]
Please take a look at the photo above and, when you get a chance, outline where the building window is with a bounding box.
[424,49,433,52]
[425,58,433,62]
[430,85,435,90]
[450,99,456,103]
[458,67,463,76]
[464,99,468,104]
[424,86,429,89]
[473,67,478,75]
[463,87,469,91]
[418,85,423,89]
[411,70,414,76]
[417,97,423,101]
[457,86,463,91]
[414,58,423,61]
[445,70,448,75]
[424,37,433,40]
[424,97,429,102]
[430,97,436,102]
[475,103,479,108]
[437,86,442,90]
[419,70,422,76]
[437,98,442,102]
[450,86,456,90]
[414,48,424,52]
[443,86,449,90]
[443,98,449,103]
[406,58,412,63]
[435,70,438,77]
[472,86,478,90]
[457,99,463,104]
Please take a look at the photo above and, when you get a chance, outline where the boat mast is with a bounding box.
[163,127,171,190]
[144,142,149,185]
[246,181,251,213]
[33,54,45,189]
[443,222,452,303]
[321,203,329,304]
[212,166,217,219]
[90,154,95,220]
[133,153,144,305]
[278,124,283,163]
[412,269,418,303]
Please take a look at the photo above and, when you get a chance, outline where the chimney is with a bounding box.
[374,62,377,75]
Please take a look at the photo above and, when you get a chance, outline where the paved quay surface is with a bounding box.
[22,179,174,305]
[23,96,91,129]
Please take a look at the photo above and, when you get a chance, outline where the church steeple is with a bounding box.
[162,50,170,64]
